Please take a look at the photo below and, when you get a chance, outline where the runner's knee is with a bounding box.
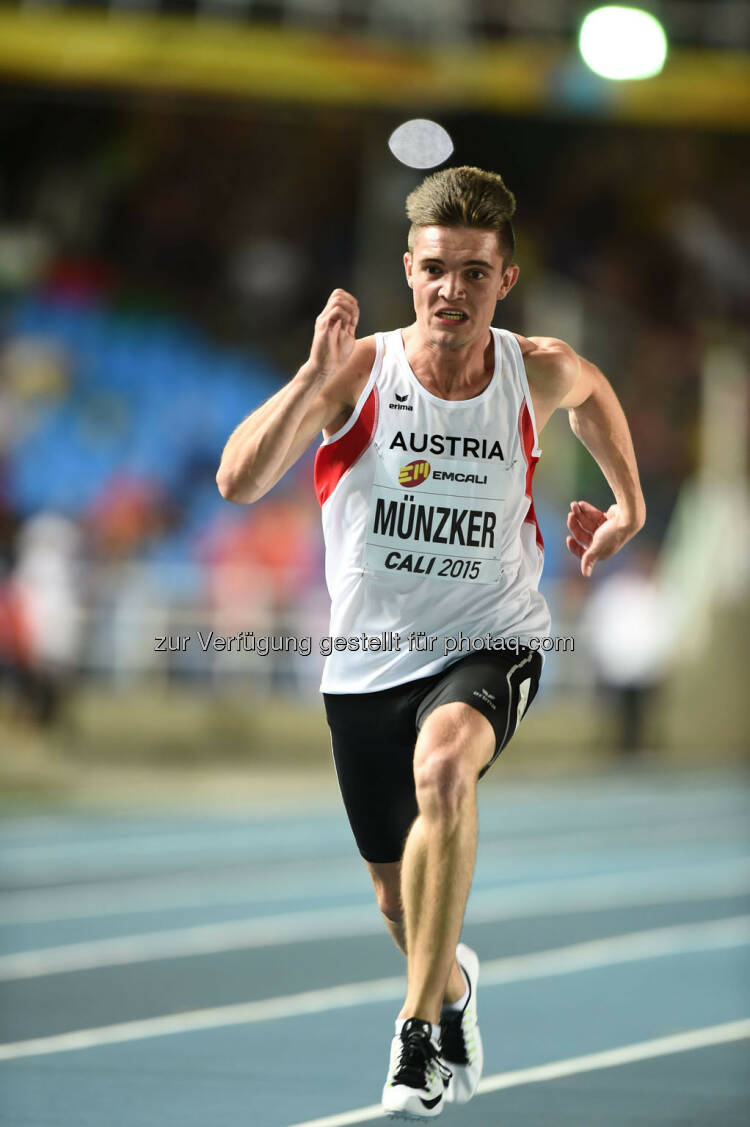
[414,747,472,821]
[367,864,404,922]
[379,899,404,924]
[372,882,403,923]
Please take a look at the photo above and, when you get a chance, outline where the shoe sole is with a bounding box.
[383,1094,444,1121]
[383,1113,442,1122]
[382,1092,444,1121]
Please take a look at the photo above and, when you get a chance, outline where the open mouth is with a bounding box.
[435,310,468,323]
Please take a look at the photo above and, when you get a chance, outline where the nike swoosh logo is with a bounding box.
[420,1094,442,1109]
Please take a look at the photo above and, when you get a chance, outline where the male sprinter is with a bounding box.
[216,166,645,1119]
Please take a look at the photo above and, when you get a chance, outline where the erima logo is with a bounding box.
[473,688,497,711]
[387,392,412,410]
[398,460,431,488]
[389,391,413,412]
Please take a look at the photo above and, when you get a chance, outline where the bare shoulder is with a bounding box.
[513,333,578,388]
[512,333,581,432]
[321,335,378,436]
[350,334,379,388]
[325,335,378,406]
[512,333,575,378]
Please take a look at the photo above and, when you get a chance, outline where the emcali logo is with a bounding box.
[398,460,431,487]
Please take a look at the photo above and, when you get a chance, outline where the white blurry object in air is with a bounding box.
[388,119,454,169]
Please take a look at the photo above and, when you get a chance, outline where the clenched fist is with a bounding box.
[308,289,359,378]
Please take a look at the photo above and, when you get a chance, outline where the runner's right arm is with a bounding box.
[216,290,371,504]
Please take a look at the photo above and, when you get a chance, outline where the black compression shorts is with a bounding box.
[323,646,543,863]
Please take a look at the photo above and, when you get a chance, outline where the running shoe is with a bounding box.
[440,943,483,1104]
[381,1017,452,1120]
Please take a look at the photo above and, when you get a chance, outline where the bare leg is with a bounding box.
[398,703,493,1025]
[366,859,466,1004]
[399,805,476,1021]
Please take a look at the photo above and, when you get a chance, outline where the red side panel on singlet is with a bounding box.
[314,386,379,506]
[518,399,544,552]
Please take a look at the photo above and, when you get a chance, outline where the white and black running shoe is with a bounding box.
[381,1017,452,1120]
[440,943,484,1104]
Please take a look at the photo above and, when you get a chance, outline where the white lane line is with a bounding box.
[0,787,742,850]
[3,804,747,885]
[0,903,381,979]
[2,821,748,923]
[1,861,749,979]
[468,861,750,926]
[0,823,348,863]
[0,835,348,883]
[282,1018,750,1127]
[0,857,363,925]
[0,916,748,1061]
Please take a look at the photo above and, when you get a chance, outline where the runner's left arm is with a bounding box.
[520,335,646,578]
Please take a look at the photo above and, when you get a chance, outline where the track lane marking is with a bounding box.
[282,1018,750,1127]
[2,825,748,922]
[2,804,746,884]
[0,916,748,1060]
[1,862,749,978]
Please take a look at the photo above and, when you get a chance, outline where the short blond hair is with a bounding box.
[406,165,516,264]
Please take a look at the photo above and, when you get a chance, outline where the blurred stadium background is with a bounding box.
[0,0,747,798]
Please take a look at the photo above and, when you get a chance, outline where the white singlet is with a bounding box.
[314,327,551,693]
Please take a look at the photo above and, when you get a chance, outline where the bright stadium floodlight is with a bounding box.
[579,6,668,80]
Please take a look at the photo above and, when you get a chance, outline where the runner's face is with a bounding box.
[404,227,517,349]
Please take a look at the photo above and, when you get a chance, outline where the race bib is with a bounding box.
[363,447,509,584]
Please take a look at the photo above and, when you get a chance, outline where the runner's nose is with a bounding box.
[438,273,465,301]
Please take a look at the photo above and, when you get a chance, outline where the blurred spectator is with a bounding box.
[0,496,34,723]
[0,566,35,722]
[86,473,169,560]
[202,492,319,623]
[581,543,676,754]
[12,511,84,725]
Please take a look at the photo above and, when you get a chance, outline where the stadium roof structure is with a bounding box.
[0,3,747,127]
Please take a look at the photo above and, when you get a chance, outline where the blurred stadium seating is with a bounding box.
[0,1,746,771]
